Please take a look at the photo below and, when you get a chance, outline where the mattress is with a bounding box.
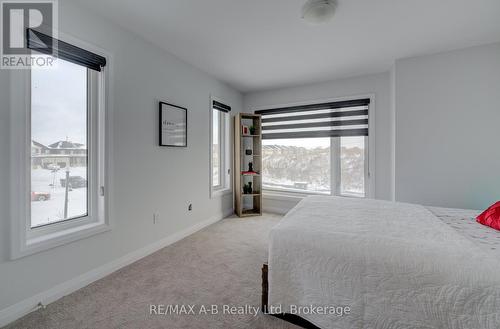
[268,196,500,329]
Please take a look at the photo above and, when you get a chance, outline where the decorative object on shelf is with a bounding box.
[242,182,254,194]
[242,125,250,136]
[248,162,253,172]
[159,101,187,147]
[245,149,253,155]
[241,170,259,175]
[249,125,256,135]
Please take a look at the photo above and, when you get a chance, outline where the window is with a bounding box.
[339,136,365,197]
[10,31,109,259]
[31,60,89,227]
[262,138,331,194]
[210,99,231,196]
[257,98,371,198]
[212,109,222,188]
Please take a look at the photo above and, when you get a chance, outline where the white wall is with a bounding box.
[243,72,393,212]
[0,0,241,319]
[395,43,500,210]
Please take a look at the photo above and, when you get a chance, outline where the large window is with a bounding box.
[31,60,89,227]
[10,31,109,259]
[257,98,370,198]
[210,99,231,196]
[262,138,331,194]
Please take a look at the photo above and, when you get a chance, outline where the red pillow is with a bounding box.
[477,201,500,231]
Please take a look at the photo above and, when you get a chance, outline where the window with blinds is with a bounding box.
[211,99,231,195]
[256,98,370,198]
[12,29,110,258]
[255,98,369,140]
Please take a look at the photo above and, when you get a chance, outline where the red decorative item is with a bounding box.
[476,201,500,231]
[242,125,249,136]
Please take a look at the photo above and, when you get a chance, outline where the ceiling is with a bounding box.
[72,0,500,93]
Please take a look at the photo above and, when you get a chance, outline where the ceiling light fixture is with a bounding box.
[301,0,337,24]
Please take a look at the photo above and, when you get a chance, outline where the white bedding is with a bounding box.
[428,206,500,255]
[268,196,500,329]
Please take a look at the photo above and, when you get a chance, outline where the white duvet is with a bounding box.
[268,196,500,329]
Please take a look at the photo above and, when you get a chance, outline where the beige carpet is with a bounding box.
[5,213,300,329]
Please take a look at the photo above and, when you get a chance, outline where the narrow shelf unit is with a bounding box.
[234,113,262,217]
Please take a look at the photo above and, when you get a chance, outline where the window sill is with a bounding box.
[263,190,366,202]
[12,221,111,260]
[263,189,328,200]
[210,188,233,199]
[263,191,312,202]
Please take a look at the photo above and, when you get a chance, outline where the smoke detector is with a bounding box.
[301,0,337,24]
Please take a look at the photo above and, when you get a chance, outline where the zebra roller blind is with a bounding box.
[212,100,231,113]
[255,98,370,140]
[27,29,107,71]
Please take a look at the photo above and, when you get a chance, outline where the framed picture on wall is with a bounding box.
[159,101,187,147]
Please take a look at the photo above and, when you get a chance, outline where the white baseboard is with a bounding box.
[0,208,233,327]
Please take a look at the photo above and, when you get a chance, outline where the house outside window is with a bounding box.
[10,32,110,259]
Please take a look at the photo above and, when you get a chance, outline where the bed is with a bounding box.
[264,196,500,329]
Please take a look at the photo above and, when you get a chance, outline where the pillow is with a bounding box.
[477,201,500,231]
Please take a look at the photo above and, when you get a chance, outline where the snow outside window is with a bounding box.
[10,48,110,259]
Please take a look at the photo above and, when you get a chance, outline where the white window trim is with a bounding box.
[256,93,376,201]
[9,32,114,260]
[209,95,232,198]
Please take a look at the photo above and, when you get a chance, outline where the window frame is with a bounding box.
[258,94,375,199]
[9,33,113,259]
[209,96,232,198]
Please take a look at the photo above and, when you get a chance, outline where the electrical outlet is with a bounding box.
[153,213,159,224]
[188,204,192,211]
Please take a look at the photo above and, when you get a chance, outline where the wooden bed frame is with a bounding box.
[261,263,321,329]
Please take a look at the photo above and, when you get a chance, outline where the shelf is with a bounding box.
[235,113,262,218]
[241,114,261,119]
[241,209,261,217]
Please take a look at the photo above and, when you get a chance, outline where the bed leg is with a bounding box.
[262,263,268,313]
